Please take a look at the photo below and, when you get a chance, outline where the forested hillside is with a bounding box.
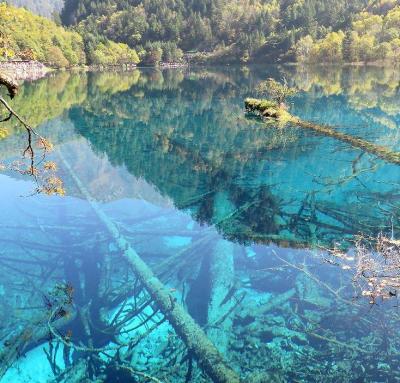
[2,0,400,65]
[295,1,400,63]
[60,0,400,63]
[0,3,139,66]
[6,0,63,18]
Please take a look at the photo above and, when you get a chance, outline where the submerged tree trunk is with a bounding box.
[58,151,241,383]
[293,117,400,165]
[207,240,236,355]
[245,98,400,166]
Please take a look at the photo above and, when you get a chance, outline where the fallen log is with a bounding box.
[58,151,241,383]
[245,98,400,166]
[207,240,236,355]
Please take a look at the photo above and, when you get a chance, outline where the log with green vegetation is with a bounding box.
[245,78,400,166]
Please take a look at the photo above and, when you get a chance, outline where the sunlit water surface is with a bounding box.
[0,65,400,382]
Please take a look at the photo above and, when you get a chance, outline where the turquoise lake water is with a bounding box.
[0,65,399,382]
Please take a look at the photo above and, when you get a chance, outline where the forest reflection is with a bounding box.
[1,65,399,248]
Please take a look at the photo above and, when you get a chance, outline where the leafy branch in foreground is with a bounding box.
[0,73,65,195]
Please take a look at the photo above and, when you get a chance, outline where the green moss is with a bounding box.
[245,98,277,111]
[244,98,292,123]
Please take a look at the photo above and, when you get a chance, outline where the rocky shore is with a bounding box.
[0,61,189,83]
[159,61,188,68]
[0,61,50,82]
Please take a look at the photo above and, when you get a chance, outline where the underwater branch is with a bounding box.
[58,150,241,383]
[0,310,76,380]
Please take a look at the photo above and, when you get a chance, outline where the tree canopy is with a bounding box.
[295,4,400,63]
[2,0,400,64]
[60,0,386,63]
[0,3,139,66]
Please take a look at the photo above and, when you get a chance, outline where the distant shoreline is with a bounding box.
[0,60,51,82]
[1,59,399,83]
[0,60,190,82]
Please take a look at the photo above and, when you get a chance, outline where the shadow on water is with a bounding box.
[0,65,400,382]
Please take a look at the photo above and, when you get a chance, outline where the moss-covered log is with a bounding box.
[245,98,400,165]
[245,98,291,121]
[59,151,241,383]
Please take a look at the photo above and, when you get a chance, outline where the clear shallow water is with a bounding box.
[0,66,399,382]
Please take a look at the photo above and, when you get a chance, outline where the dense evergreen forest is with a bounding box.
[1,0,400,65]
[59,0,400,63]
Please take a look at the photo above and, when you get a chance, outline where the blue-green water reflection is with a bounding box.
[0,65,399,382]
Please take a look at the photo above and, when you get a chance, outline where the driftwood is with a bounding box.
[245,98,400,166]
[59,151,241,383]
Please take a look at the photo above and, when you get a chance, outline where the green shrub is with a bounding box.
[45,46,69,68]
[89,41,140,65]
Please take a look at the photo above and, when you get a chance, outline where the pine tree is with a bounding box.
[343,31,358,63]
